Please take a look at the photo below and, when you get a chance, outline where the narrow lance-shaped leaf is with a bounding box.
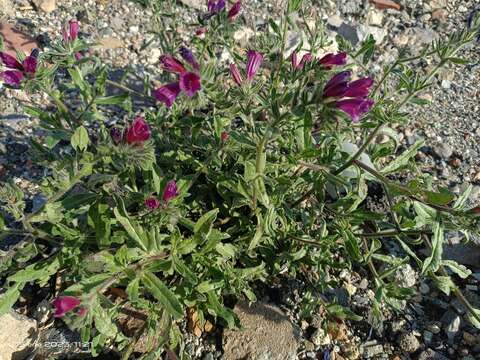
[421,222,443,275]
[141,271,183,320]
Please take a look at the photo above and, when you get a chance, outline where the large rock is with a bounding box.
[0,311,38,360]
[223,301,300,360]
[0,22,39,57]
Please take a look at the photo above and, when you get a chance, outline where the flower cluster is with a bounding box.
[290,51,346,71]
[323,69,374,122]
[110,116,151,145]
[229,50,263,86]
[154,48,201,108]
[0,50,38,87]
[144,180,179,210]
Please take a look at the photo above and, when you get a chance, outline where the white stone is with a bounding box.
[0,311,38,360]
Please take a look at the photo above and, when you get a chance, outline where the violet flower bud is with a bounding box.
[335,98,374,122]
[162,180,178,202]
[125,116,151,144]
[229,63,243,86]
[145,197,161,210]
[246,50,263,81]
[318,52,347,69]
[179,46,200,71]
[110,127,122,145]
[154,82,181,108]
[227,1,241,22]
[159,55,187,74]
[52,296,81,317]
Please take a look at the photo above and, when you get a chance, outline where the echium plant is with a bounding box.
[1,0,480,357]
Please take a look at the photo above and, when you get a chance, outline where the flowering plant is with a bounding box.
[1,0,480,358]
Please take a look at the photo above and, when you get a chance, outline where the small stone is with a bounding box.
[179,0,206,10]
[369,0,401,11]
[398,332,420,353]
[202,353,214,360]
[233,27,255,45]
[304,341,315,352]
[419,282,430,294]
[367,9,383,26]
[432,9,448,22]
[394,264,417,288]
[344,283,357,296]
[33,300,52,324]
[441,80,451,89]
[327,15,343,28]
[433,143,453,160]
[33,0,56,12]
[362,344,383,357]
[423,330,433,344]
[0,311,38,360]
[463,332,478,346]
[311,328,331,347]
[445,315,461,342]
[418,349,449,360]
[358,278,369,290]
[426,323,441,334]
[0,0,14,16]
[98,37,124,50]
[335,23,359,45]
[148,48,161,64]
[449,158,462,168]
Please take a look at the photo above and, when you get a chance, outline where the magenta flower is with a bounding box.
[208,0,226,14]
[154,82,181,108]
[110,127,123,144]
[323,71,350,98]
[63,20,79,43]
[145,197,161,210]
[229,63,243,86]
[179,46,200,71]
[125,116,151,144]
[227,1,241,21]
[52,296,81,317]
[0,51,38,87]
[179,72,201,97]
[291,52,312,70]
[343,77,374,98]
[246,50,263,81]
[221,131,229,142]
[195,27,207,37]
[335,98,374,122]
[319,52,347,69]
[160,55,187,74]
[162,180,178,202]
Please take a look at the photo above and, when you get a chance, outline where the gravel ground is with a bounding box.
[1,0,480,359]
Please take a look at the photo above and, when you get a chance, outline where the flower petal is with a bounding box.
[335,98,374,122]
[179,72,201,97]
[246,50,263,81]
[22,56,37,75]
[154,82,181,108]
[0,52,22,70]
[52,296,81,317]
[1,70,24,86]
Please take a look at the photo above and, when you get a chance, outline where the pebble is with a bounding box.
[445,315,461,342]
[423,330,434,344]
[362,344,384,358]
[418,349,449,360]
[426,323,441,334]
[398,332,420,353]
[311,328,331,347]
[419,282,430,294]
[33,0,56,12]
[433,143,453,160]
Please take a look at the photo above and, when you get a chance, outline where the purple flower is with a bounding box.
[154,82,181,108]
[246,50,263,81]
[63,20,80,43]
[179,72,201,97]
[227,1,241,21]
[110,127,123,145]
[291,52,312,70]
[125,116,151,144]
[1,70,24,87]
[208,0,226,14]
[52,296,81,317]
[221,131,229,142]
[162,180,178,202]
[195,27,207,38]
[343,77,373,98]
[179,46,200,71]
[323,71,351,98]
[160,55,187,74]
[319,52,347,69]
[145,197,161,210]
[0,51,38,87]
[229,63,243,86]
[335,98,374,122]
[0,52,22,70]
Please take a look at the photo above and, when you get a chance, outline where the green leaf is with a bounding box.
[431,275,455,295]
[68,67,87,92]
[114,199,149,252]
[71,126,89,152]
[8,257,60,284]
[467,308,480,329]
[194,209,219,240]
[248,212,264,251]
[381,140,424,174]
[126,278,140,302]
[62,192,97,210]
[94,94,128,105]
[141,271,183,320]
[0,283,21,316]
[442,260,472,279]
[92,305,118,338]
[424,187,455,206]
[89,202,111,247]
[454,185,473,210]
[421,222,443,275]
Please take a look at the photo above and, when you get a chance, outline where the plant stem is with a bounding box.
[105,79,154,104]
[353,229,431,238]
